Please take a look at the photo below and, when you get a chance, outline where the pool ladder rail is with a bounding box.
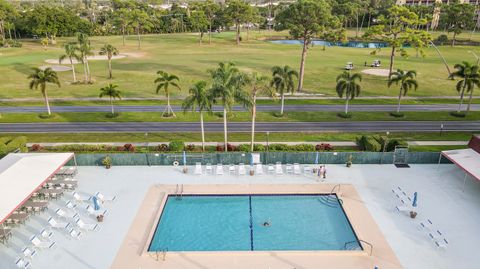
[174,184,184,200]
[154,248,168,261]
[344,239,373,256]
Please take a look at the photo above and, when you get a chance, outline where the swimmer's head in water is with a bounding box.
[263,221,271,227]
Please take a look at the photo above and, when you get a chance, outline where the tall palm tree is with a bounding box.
[270,65,298,116]
[77,33,94,83]
[209,62,252,152]
[99,84,122,116]
[182,81,212,151]
[99,44,119,79]
[248,72,275,152]
[450,62,480,114]
[59,42,81,83]
[335,71,362,115]
[154,71,181,117]
[28,67,60,115]
[388,69,418,114]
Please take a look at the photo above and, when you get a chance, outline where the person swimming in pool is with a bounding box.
[263,220,271,227]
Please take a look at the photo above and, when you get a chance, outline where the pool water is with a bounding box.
[148,194,361,252]
[270,39,388,48]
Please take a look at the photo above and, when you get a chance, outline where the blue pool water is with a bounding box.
[148,194,361,252]
[270,39,388,48]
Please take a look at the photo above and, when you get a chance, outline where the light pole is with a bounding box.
[145,132,149,153]
[468,50,480,65]
[266,131,270,164]
[381,131,390,164]
[440,124,444,136]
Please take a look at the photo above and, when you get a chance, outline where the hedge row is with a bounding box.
[357,135,408,152]
[0,136,28,155]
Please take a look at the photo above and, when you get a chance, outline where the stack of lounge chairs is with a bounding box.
[189,162,315,176]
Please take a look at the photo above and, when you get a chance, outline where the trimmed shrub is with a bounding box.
[6,136,28,152]
[30,144,44,151]
[237,144,250,152]
[386,139,408,152]
[227,143,237,152]
[253,144,265,151]
[0,137,11,145]
[269,143,289,151]
[316,143,334,151]
[185,144,196,151]
[216,145,224,152]
[0,143,7,155]
[169,140,185,152]
[436,34,449,45]
[123,144,135,152]
[364,137,382,152]
[156,144,168,152]
[291,144,315,152]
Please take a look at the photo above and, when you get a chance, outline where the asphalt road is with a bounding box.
[1,121,478,133]
[1,104,479,113]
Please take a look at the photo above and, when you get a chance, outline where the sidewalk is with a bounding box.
[26,141,468,147]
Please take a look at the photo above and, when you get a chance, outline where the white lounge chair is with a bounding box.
[275,162,283,175]
[267,164,274,174]
[285,164,293,174]
[14,258,31,269]
[419,219,434,231]
[72,192,91,203]
[194,162,202,175]
[47,217,69,230]
[30,236,55,249]
[39,229,53,241]
[95,192,116,202]
[428,230,444,241]
[68,228,82,240]
[55,208,78,220]
[75,218,98,231]
[293,163,301,174]
[238,163,246,175]
[216,164,223,175]
[228,165,235,174]
[205,163,213,174]
[21,247,36,259]
[435,238,449,249]
[255,163,264,175]
[395,199,413,213]
[86,205,108,217]
[65,201,77,211]
[303,165,312,175]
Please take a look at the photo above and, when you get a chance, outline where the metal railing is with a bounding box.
[344,239,373,256]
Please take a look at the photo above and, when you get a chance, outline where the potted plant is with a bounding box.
[96,214,104,222]
[346,154,353,167]
[102,155,112,169]
[250,169,254,176]
[410,211,417,219]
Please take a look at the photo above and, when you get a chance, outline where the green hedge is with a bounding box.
[168,140,185,151]
[5,136,27,153]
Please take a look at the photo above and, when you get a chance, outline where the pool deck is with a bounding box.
[0,164,479,269]
[111,184,401,269]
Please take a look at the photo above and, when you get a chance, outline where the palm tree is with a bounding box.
[99,84,122,116]
[248,72,275,152]
[99,44,119,79]
[450,62,480,115]
[28,67,60,115]
[154,71,181,117]
[271,65,298,116]
[335,71,362,115]
[209,62,252,152]
[388,69,418,114]
[182,81,212,151]
[59,42,81,83]
[77,33,94,83]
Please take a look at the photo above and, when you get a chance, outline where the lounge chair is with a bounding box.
[419,219,434,231]
[194,162,202,175]
[275,162,283,175]
[428,230,444,241]
[55,208,78,220]
[86,205,108,217]
[75,218,98,231]
[205,163,213,174]
[95,192,116,202]
[238,163,246,175]
[72,192,91,203]
[228,165,235,174]
[435,238,449,249]
[216,164,224,175]
[47,217,70,230]
[303,165,312,175]
[68,228,82,240]
[285,164,293,174]
[65,201,77,211]
[267,164,274,174]
[293,163,301,175]
[21,247,37,259]
[39,229,53,241]
[255,163,264,175]
[14,258,31,269]
[30,236,55,249]
[395,199,412,212]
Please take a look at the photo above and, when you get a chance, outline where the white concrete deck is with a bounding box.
[0,164,479,269]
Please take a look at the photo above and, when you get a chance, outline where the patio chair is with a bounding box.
[395,199,413,213]
[65,201,77,211]
[47,217,70,230]
[293,163,301,175]
[21,247,37,259]
[255,163,264,175]
[206,163,213,174]
[75,218,99,231]
[435,238,449,250]
[14,258,31,269]
[267,164,274,174]
[216,164,224,175]
[419,219,434,231]
[55,208,78,220]
[86,205,108,218]
[303,165,312,175]
[194,162,202,175]
[228,165,236,174]
[275,162,283,175]
[238,163,246,175]
[39,229,53,241]
[68,228,82,240]
[72,192,91,203]
[285,164,293,174]
[428,230,444,241]
[30,236,55,249]
[95,192,116,202]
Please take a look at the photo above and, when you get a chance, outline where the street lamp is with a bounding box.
[266,131,270,164]
[469,51,480,65]
[381,131,390,164]
[145,132,149,153]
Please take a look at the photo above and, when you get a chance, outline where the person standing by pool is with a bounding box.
[322,166,327,179]
[319,166,325,180]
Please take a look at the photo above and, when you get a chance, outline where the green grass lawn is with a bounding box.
[1,30,480,100]
[1,110,478,123]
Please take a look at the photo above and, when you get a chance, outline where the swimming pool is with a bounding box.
[148,194,361,252]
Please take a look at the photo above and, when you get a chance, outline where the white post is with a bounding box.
[437,152,442,170]
[463,173,468,192]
